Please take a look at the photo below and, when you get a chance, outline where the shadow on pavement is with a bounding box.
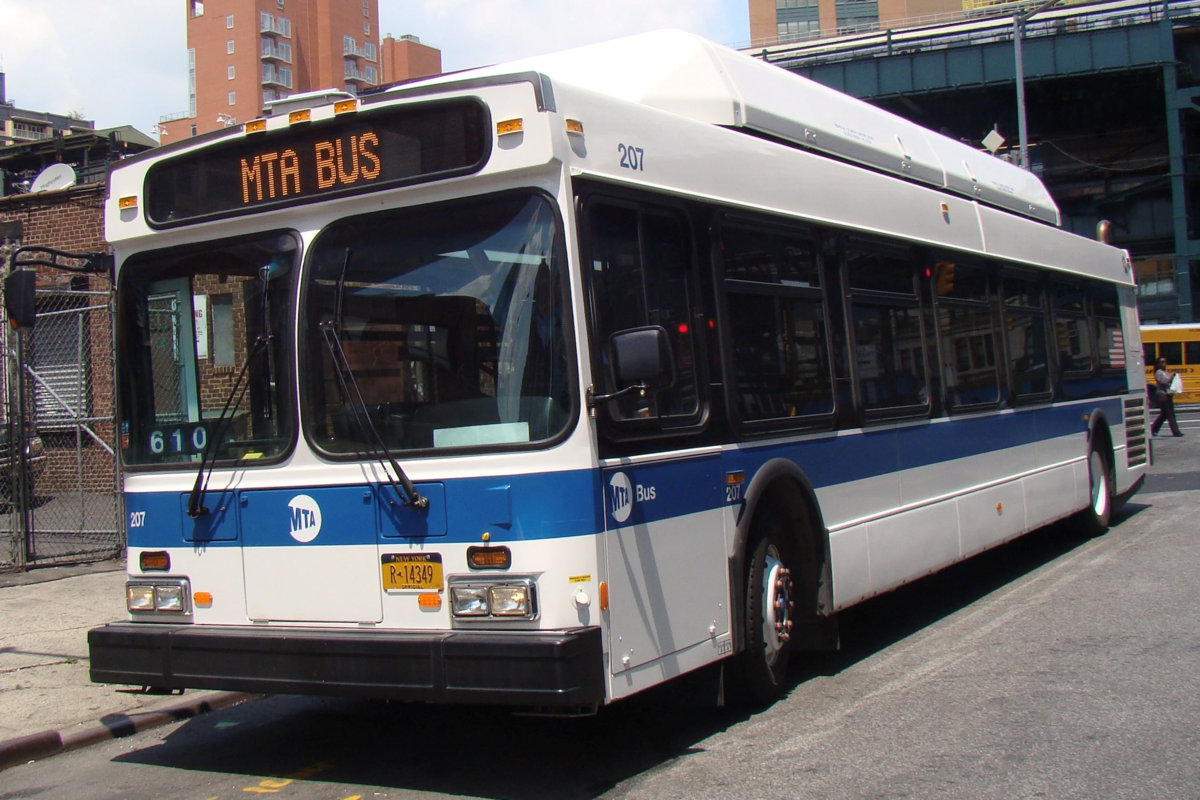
[110,506,1145,800]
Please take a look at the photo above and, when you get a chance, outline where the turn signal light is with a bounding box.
[118,196,137,209]
[193,591,213,607]
[599,581,609,612]
[566,119,584,135]
[467,546,512,570]
[139,551,170,571]
[418,593,442,610]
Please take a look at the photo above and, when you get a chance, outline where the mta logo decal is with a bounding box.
[609,472,634,523]
[287,495,322,543]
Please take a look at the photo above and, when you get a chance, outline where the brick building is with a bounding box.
[159,0,442,141]
[749,0,966,45]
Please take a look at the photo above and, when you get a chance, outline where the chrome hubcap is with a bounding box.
[1090,451,1108,517]
[761,545,793,666]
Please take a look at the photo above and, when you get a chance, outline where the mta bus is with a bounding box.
[1141,324,1200,405]
[88,31,1148,710]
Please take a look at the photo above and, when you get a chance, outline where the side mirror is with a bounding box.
[4,269,36,329]
[610,326,675,389]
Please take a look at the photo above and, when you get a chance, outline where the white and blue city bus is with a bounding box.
[89,30,1148,710]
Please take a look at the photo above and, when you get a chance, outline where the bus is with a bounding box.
[88,30,1148,711]
[1141,324,1200,405]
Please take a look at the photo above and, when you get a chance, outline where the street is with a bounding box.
[2,417,1200,799]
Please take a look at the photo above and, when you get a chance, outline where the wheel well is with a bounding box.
[732,468,833,653]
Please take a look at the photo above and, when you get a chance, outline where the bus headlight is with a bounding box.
[451,586,490,616]
[449,577,538,621]
[127,579,191,614]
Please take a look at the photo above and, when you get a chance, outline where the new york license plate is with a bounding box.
[381,553,443,591]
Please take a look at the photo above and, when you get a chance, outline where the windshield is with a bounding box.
[117,232,296,467]
[302,191,572,455]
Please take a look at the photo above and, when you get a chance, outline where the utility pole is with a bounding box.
[1014,0,1065,169]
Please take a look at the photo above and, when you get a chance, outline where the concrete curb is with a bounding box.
[0,691,259,773]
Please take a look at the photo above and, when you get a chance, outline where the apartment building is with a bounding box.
[0,73,95,148]
[748,0,964,45]
[161,0,391,140]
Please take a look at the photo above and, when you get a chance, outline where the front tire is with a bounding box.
[734,513,794,707]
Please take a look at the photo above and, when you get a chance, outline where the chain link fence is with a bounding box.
[0,247,122,571]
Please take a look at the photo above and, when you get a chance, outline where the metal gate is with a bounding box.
[0,246,121,571]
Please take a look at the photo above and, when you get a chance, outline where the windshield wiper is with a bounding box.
[319,321,428,509]
[186,333,269,518]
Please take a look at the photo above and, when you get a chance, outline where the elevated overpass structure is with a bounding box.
[748,0,1200,322]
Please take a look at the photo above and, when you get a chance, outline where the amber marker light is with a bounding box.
[118,196,137,209]
[334,99,358,114]
[193,591,213,607]
[496,118,524,136]
[418,593,442,610]
[288,109,311,125]
[727,471,745,485]
[244,119,267,134]
[566,119,584,135]
[599,581,609,612]
[468,546,512,570]
[139,551,170,571]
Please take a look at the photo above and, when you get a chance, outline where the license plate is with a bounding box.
[381,553,442,592]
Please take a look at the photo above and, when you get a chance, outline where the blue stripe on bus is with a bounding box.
[125,398,1120,549]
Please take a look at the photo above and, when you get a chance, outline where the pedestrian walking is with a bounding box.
[1151,356,1184,437]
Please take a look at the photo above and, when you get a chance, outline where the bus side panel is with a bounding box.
[600,456,730,686]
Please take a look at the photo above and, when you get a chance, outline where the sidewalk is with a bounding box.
[0,561,228,743]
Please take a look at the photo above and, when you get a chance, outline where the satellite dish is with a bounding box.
[30,163,77,193]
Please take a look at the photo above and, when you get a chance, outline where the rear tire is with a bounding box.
[734,510,794,707]
[1076,444,1113,536]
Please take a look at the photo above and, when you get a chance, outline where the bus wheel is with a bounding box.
[1077,445,1113,536]
[736,514,794,706]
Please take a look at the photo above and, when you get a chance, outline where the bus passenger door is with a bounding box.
[602,458,729,678]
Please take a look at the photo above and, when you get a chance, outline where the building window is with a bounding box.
[364,0,370,15]
[227,65,235,79]
[261,11,273,30]
[365,64,377,84]
[226,13,233,28]
[1136,257,1176,297]
[190,124,197,137]
[365,42,376,61]
[278,67,292,88]
[228,90,236,105]
[227,39,235,54]
[277,0,285,8]
[364,21,370,35]
[188,48,197,117]
[344,34,356,54]
[190,1,204,17]
[345,83,357,95]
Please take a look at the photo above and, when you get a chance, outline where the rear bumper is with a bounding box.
[89,623,605,707]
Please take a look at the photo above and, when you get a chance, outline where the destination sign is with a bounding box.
[145,100,489,227]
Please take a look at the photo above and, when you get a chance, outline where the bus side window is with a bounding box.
[1144,343,1158,367]
[1002,270,1051,402]
[1092,280,1128,395]
[720,224,834,425]
[1186,342,1200,365]
[844,243,929,416]
[1161,341,1182,365]
[587,200,700,425]
[1051,280,1093,400]
[933,258,1001,411]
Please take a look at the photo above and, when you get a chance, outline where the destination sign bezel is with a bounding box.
[143,98,492,229]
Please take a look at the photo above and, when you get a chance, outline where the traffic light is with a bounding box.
[935,261,956,296]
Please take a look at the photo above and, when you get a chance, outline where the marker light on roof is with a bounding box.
[288,110,311,125]
[244,119,267,134]
[496,118,524,136]
[334,99,358,114]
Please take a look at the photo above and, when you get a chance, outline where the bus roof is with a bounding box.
[374,30,1060,226]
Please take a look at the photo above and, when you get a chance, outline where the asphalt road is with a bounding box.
[3,420,1200,800]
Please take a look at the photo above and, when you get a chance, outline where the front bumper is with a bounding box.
[89,623,605,707]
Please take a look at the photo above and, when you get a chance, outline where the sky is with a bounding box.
[0,0,751,137]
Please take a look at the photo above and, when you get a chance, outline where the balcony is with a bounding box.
[259,13,291,37]
[343,63,376,85]
[261,39,292,62]
[11,127,51,141]
[342,41,376,61]
[262,64,293,89]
